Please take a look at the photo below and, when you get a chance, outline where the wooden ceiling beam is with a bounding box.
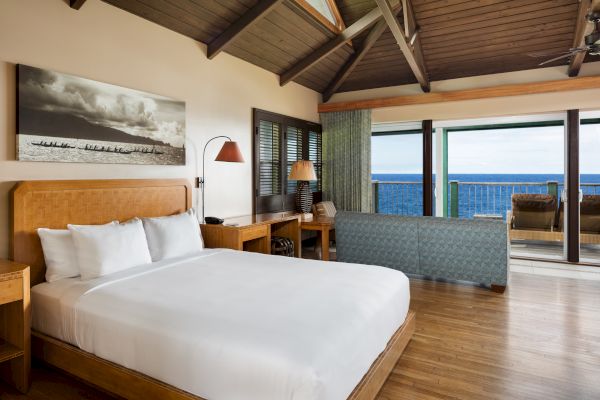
[375,0,429,92]
[322,20,388,102]
[70,0,87,9]
[318,75,600,113]
[568,0,600,77]
[207,0,283,60]
[279,5,395,86]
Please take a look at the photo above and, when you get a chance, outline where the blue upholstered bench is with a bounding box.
[335,212,508,292]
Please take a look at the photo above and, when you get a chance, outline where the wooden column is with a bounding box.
[566,109,580,263]
[423,120,433,216]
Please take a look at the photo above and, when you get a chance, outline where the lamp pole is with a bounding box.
[201,135,232,222]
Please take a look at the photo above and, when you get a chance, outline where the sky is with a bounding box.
[372,124,600,175]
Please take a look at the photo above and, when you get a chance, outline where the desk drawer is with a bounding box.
[0,278,22,305]
[241,225,268,242]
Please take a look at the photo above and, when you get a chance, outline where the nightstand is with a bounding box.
[0,260,30,393]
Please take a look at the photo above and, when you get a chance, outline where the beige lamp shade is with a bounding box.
[289,160,317,181]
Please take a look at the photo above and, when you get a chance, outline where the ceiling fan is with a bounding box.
[537,11,600,66]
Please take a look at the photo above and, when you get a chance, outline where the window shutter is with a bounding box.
[258,120,281,196]
[308,130,322,192]
[286,126,303,194]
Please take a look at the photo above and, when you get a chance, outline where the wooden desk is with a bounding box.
[0,260,30,393]
[200,212,302,257]
[301,217,335,261]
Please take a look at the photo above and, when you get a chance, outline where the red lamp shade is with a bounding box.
[215,141,244,163]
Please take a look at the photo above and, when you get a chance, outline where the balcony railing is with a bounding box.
[373,180,600,219]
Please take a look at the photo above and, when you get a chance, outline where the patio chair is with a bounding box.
[557,195,600,244]
[510,194,557,231]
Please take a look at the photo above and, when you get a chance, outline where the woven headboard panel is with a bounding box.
[11,179,192,286]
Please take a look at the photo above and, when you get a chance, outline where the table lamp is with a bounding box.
[199,136,244,222]
[288,160,317,220]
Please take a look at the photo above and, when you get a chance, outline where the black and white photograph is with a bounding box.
[17,64,186,165]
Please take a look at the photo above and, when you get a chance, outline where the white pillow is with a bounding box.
[69,218,152,281]
[142,209,204,262]
[38,228,79,282]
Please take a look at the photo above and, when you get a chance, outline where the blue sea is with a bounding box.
[372,174,600,219]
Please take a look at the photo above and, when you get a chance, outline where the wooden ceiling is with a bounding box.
[77,0,598,100]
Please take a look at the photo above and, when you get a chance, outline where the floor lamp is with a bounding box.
[199,136,244,222]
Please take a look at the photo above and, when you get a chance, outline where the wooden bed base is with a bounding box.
[32,311,415,400]
[13,180,416,400]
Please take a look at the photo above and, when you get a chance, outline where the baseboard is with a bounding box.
[510,258,600,281]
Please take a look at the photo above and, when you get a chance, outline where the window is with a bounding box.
[296,0,345,32]
[253,109,322,214]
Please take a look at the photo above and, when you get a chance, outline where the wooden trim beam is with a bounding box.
[322,20,388,102]
[566,109,580,262]
[422,120,433,217]
[375,0,429,92]
[280,6,391,86]
[207,0,283,60]
[318,75,600,112]
[568,0,592,77]
[69,0,87,9]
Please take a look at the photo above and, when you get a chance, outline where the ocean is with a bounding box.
[372,173,600,219]
[17,134,185,165]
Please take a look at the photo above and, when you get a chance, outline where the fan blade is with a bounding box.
[527,50,571,58]
[539,50,585,66]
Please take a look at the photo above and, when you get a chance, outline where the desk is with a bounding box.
[200,212,301,257]
[301,217,335,261]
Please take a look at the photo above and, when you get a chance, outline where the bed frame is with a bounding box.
[11,179,415,400]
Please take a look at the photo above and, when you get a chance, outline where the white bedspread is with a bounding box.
[32,249,410,400]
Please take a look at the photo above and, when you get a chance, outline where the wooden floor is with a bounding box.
[1,271,599,400]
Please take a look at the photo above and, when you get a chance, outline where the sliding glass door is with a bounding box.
[579,117,600,264]
[372,131,423,216]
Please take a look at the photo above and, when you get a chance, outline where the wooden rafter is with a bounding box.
[568,0,600,77]
[207,0,283,60]
[318,75,600,113]
[69,0,87,9]
[375,0,430,92]
[322,19,388,102]
[279,5,395,87]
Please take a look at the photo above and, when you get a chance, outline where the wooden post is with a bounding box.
[422,120,433,216]
[450,181,459,218]
[372,181,379,213]
[566,110,580,263]
[547,181,558,198]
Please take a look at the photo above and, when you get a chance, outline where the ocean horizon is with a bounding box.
[371,173,600,218]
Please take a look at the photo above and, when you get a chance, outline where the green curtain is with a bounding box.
[320,109,372,212]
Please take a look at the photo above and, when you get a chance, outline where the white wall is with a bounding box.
[0,0,320,258]
[329,63,600,123]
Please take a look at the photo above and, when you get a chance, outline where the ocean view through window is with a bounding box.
[372,123,600,220]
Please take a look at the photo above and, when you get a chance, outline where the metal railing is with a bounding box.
[373,180,600,220]
[373,181,424,216]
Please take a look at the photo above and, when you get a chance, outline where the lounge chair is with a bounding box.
[557,195,600,244]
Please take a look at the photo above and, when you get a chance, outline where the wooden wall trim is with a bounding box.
[318,76,600,113]
[422,120,433,216]
[566,109,580,263]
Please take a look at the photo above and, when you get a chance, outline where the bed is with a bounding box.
[11,179,415,400]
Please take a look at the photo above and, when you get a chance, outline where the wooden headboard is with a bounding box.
[11,179,192,286]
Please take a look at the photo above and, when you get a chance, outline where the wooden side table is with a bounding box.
[0,260,30,393]
[301,217,335,261]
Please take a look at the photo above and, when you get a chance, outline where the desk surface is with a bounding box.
[212,212,301,228]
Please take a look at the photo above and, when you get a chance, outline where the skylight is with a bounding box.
[298,0,344,32]
[306,0,337,25]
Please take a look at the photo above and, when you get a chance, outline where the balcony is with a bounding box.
[372,180,600,262]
